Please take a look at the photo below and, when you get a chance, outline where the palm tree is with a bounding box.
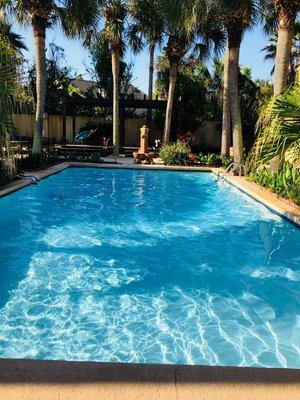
[129,0,163,133]
[2,0,99,155]
[102,0,127,156]
[262,22,300,84]
[216,0,258,164]
[130,0,163,102]
[221,49,230,160]
[0,11,27,51]
[159,0,224,145]
[272,1,300,95]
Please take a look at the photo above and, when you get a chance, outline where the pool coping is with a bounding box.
[0,161,299,227]
[0,358,299,400]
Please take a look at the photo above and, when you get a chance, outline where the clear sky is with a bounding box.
[15,22,273,93]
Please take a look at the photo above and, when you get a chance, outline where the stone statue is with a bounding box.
[133,125,154,164]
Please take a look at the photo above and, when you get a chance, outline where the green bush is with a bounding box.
[198,152,222,166]
[159,141,190,165]
[248,163,300,205]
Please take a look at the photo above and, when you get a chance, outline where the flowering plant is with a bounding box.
[177,132,195,144]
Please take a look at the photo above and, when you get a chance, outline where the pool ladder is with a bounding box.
[18,173,41,185]
[218,162,245,183]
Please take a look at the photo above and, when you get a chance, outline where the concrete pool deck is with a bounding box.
[0,358,299,400]
[0,159,299,399]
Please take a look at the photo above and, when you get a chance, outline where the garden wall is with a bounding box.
[12,114,221,150]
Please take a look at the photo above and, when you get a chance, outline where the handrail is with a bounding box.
[18,173,41,185]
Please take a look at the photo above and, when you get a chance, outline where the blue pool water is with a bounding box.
[0,167,299,368]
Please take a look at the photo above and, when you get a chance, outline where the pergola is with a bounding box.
[62,94,180,147]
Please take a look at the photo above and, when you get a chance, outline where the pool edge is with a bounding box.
[0,358,298,400]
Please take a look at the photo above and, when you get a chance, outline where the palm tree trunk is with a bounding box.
[148,43,155,100]
[146,43,155,128]
[296,52,300,83]
[163,62,178,145]
[146,43,155,143]
[111,46,120,156]
[274,10,295,95]
[228,32,243,164]
[32,20,46,155]
[221,48,230,161]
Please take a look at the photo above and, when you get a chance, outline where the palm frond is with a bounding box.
[246,84,300,171]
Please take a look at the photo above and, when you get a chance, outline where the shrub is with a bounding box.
[159,141,190,165]
[248,163,300,205]
[19,149,60,170]
[198,152,222,166]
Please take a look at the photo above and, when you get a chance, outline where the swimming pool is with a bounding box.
[0,167,299,368]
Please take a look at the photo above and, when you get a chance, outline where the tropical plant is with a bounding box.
[262,22,300,84]
[2,0,99,155]
[270,0,300,95]
[246,84,300,171]
[159,140,190,165]
[215,0,259,164]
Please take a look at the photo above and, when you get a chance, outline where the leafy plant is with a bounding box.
[246,84,300,171]
[159,141,190,165]
[198,152,222,166]
[248,163,300,205]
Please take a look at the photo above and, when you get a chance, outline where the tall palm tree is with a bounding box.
[272,0,300,95]
[216,0,258,164]
[159,0,224,145]
[2,0,99,155]
[130,0,163,102]
[129,0,163,134]
[262,22,300,84]
[221,49,230,160]
[102,0,127,156]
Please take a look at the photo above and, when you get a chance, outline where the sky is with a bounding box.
[15,23,273,94]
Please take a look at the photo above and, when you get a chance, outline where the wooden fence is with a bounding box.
[12,114,221,150]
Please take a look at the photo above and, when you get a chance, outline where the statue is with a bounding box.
[133,125,154,164]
